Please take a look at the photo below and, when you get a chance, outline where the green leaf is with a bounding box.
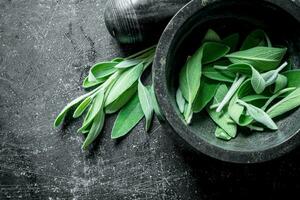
[179,48,203,123]
[251,66,266,94]
[138,79,154,132]
[267,88,300,118]
[283,69,300,88]
[225,46,287,71]
[207,84,237,137]
[215,126,232,141]
[114,59,143,69]
[225,63,253,75]
[89,62,118,81]
[105,63,144,106]
[78,90,105,132]
[202,29,221,42]
[81,109,105,150]
[73,96,92,118]
[149,85,164,121]
[240,29,271,50]
[105,83,137,114]
[237,100,278,130]
[111,57,124,62]
[54,91,93,127]
[222,33,240,52]
[176,88,186,114]
[261,87,296,110]
[241,94,269,103]
[111,95,144,139]
[192,77,219,113]
[261,62,287,87]
[273,74,288,93]
[83,77,106,89]
[202,42,230,64]
[202,67,235,83]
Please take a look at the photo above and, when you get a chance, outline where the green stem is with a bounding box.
[125,45,156,60]
[216,74,246,112]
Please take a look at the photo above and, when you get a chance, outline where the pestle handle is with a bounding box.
[104,0,191,44]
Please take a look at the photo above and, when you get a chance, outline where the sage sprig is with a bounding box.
[54,45,163,149]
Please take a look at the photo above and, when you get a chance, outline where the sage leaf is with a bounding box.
[207,84,237,137]
[106,62,144,106]
[54,91,94,127]
[138,79,154,132]
[111,95,144,139]
[89,62,118,81]
[176,88,186,114]
[267,88,300,118]
[273,74,288,93]
[225,46,287,71]
[261,87,296,110]
[240,29,271,50]
[179,46,203,123]
[83,77,106,89]
[215,126,232,141]
[222,33,240,52]
[237,100,278,130]
[251,66,266,94]
[73,96,92,118]
[81,109,105,150]
[203,67,235,83]
[202,42,230,64]
[283,69,300,88]
[202,29,221,42]
[242,94,269,103]
[78,90,105,132]
[192,77,219,113]
[105,83,137,114]
[111,57,124,62]
[114,59,143,69]
[225,63,253,76]
[261,62,288,87]
[149,85,164,121]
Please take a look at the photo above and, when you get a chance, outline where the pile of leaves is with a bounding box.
[176,29,300,140]
[54,46,163,149]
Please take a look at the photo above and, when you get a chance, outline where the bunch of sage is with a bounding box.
[176,29,300,141]
[54,45,164,149]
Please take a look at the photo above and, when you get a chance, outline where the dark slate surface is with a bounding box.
[0,0,300,199]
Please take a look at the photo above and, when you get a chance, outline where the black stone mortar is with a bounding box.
[153,0,300,163]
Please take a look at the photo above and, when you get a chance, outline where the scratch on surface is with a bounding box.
[0,77,14,85]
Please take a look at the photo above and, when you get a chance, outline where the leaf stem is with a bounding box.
[214,65,227,70]
[276,61,288,73]
[216,74,246,112]
[125,45,156,60]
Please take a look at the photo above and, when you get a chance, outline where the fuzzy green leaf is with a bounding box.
[78,90,105,132]
[192,77,219,113]
[226,46,287,71]
[267,88,300,118]
[237,100,278,130]
[105,83,137,114]
[106,63,144,106]
[111,95,144,139]
[215,126,232,141]
[222,33,240,52]
[82,109,105,150]
[138,80,154,132]
[149,85,164,121]
[202,29,221,42]
[240,29,271,50]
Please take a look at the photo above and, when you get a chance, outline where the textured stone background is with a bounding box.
[0,0,300,199]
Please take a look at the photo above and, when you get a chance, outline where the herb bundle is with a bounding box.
[176,29,300,140]
[54,45,163,149]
